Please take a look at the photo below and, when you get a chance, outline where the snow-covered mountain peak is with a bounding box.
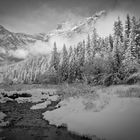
[45,11,106,49]
[56,21,75,31]
[55,10,106,32]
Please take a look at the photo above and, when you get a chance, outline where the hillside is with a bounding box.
[0,11,106,65]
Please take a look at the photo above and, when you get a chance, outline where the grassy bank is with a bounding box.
[0,83,140,99]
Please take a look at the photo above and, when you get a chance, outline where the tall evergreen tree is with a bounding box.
[125,14,131,38]
[124,14,131,51]
[113,17,124,43]
[49,42,59,71]
[112,37,122,72]
[91,28,98,53]
[68,46,73,60]
[123,43,137,73]
[68,47,77,83]
[131,16,140,59]
[76,42,85,79]
[85,34,92,62]
[82,40,86,64]
[123,17,138,72]
[59,44,69,81]
[130,16,138,58]
[113,17,125,61]
[109,35,114,52]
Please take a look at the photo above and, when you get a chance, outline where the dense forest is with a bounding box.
[2,14,140,86]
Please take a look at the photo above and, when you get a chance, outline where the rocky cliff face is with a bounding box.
[0,25,45,65]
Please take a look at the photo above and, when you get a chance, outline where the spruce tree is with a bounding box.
[123,17,138,73]
[85,34,92,62]
[113,17,125,61]
[76,42,85,80]
[113,17,124,43]
[68,46,76,83]
[109,35,114,52]
[130,16,138,59]
[125,14,131,38]
[112,37,122,72]
[91,28,98,53]
[124,14,131,51]
[123,43,137,73]
[49,42,59,71]
[59,44,69,81]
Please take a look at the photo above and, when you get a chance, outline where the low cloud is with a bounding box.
[9,41,51,59]
[29,41,52,55]
[9,49,29,59]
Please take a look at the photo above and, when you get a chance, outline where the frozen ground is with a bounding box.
[43,85,140,140]
[0,84,140,140]
[0,88,59,104]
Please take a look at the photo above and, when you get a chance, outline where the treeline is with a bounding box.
[3,55,49,84]
[2,14,140,85]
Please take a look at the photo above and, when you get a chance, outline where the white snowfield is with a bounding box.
[30,94,59,110]
[43,94,111,126]
[43,86,140,140]
[30,101,51,110]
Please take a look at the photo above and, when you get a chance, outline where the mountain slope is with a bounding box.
[0,25,45,50]
[0,11,106,65]
[0,25,46,65]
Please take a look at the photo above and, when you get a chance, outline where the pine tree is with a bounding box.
[124,14,131,51]
[99,38,106,56]
[123,16,140,70]
[123,17,138,72]
[68,46,76,83]
[82,40,86,64]
[91,28,98,53]
[85,34,92,62]
[130,16,138,59]
[113,17,125,62]
[125,14,131,38]
[123,44,137,73]
[113,17,124,43]
[109,35,114,52]
[132,16,137,28]
[49,42,59,71]
[112,37,122,72]
[68,46,73,59]
[59,44,69,81]
[75,42,85,80]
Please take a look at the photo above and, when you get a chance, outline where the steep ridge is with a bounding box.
[45,11,106,49]
[0,11,106,65]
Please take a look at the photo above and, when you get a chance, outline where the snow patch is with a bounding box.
[31,101,51,110]
[43,95,110,126]
[30,95,59,110]
[43,95,140,140]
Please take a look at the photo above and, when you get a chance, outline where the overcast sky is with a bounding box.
[0,0,140,34]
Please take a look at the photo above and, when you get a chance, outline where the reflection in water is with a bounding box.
[43,96,140,140]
